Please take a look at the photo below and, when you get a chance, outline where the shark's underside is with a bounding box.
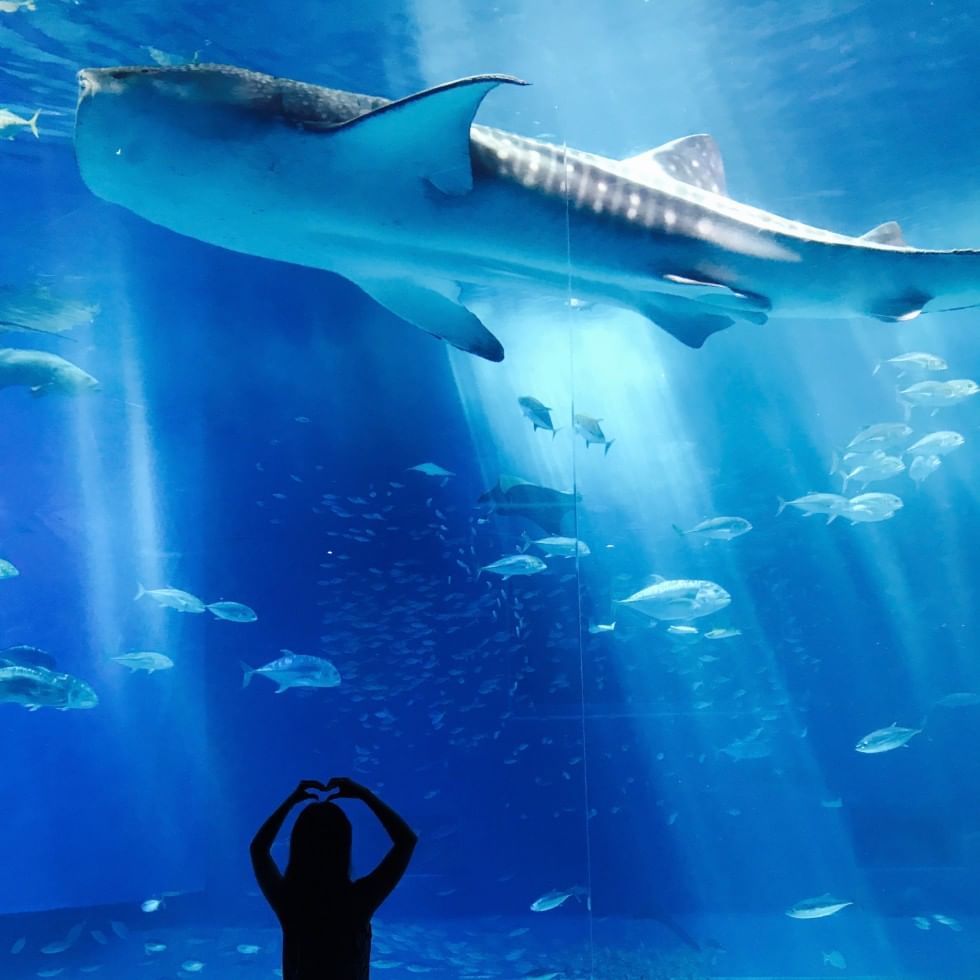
[73,64,980,360]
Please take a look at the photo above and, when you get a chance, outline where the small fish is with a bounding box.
[181,961,205,973]
[0,558,19,578]
[134,584,206,613]
[909,454,942,486]
[913,915,932,930]
[407,462,455,478]
[873,351,948,377]
[672,516,752,540]
[112,651,173,673]
[823,950,847,970]
[834,452,905,491]
[846,422,913,452]
[140,897,164,912]
[934,692,980,708]
[10,937,25,954]
[617,576,730,622]
[899,379,980,417]
[573,414,614,455]
[0,347,98,395]
[0,664,97,710]
[0,0,37,13]
[0,107,40,139]
[530,536,590,558]
[720,728,772,762]
[241,651,341,692]
[842,492,903,524]
[855,723,921,754]
[206,600,257,622]
[587,621,616,634]
[109,920,129,939]
[481,554,547,578]
[906,430,964,457]
[786,893,853,919]
[933,913,963,931]
[530,886,588,912]
[518,396,559,436]
[236,944,260,954]
[704,627,741,640]
[777,493,848,524]
[667,624,699,637]
[144,942,167,953]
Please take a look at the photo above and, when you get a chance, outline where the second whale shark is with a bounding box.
[74,64,980,361]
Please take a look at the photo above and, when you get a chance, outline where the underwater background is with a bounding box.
[3,0,980,976]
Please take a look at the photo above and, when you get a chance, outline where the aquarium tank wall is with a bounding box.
[2,0,980,977]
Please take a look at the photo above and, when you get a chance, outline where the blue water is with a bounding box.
[3,1,980,977]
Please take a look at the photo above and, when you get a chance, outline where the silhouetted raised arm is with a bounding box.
[250,780,327,912]
[327,777,418,915]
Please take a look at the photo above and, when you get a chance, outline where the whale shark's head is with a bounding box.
[74,64,388,231]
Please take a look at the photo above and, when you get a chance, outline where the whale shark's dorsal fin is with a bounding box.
[860,221,908,247]
[301,74,527,196]
[619,134,727,195]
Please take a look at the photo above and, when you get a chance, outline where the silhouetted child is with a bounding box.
[251,777,417,979]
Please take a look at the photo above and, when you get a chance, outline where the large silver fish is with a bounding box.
[74,64,980,361]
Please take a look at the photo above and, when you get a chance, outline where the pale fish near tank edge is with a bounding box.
[241,651,341,692]
[112,652,174,673]
[786,894,853,919]
[134,584,206,613]
[206,600,257,622]
[617,577,731,622]
[855,723,921,753]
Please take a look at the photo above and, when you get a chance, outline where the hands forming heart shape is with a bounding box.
[292,777,368,803]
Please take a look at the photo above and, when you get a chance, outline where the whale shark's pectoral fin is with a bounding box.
[638,300,735,348]
[868,290,932,322]
[620,134,727,195]
[354,277,505,361]
[303,74,527,196]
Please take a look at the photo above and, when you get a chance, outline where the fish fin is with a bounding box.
[827,513,839,525]
[860,221,908,247]
[27,109,40,139]
[274,685,288,694]
[868,290,931,322]
[830,452,841,475]
[134,583,146,601]
[619,134,727,195]
[776,496,787,516]
[672,523,686,537]
[603,439,615,457]
[304,74,527,196]
[353,277,505,361]
[872,361,881,376]
[638,301,735,349]
[29,385,47,398]
[239,661,254,688]
[660,273,771,313]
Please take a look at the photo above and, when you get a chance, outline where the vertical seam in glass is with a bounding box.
[562,138,595,978]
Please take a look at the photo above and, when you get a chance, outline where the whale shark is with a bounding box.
[74,64,980,361]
